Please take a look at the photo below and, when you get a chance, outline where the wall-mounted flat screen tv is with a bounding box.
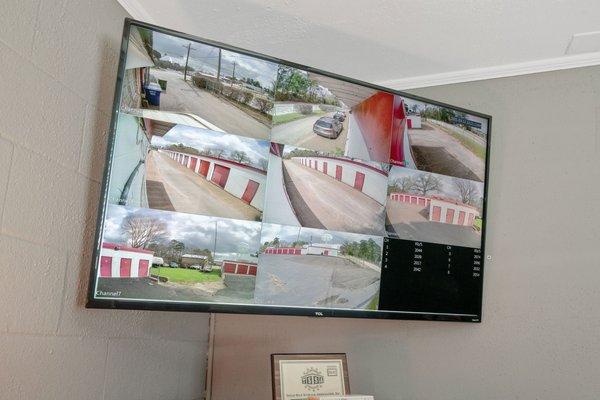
[87,19,491,322]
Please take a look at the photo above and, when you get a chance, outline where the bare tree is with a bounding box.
[453,178,480,205]
[411,173,441,196]
[230,150,249,164]
[213,148,225,158]
[396,177,414,193]
[258,158,269,171]
[121,215,167,248]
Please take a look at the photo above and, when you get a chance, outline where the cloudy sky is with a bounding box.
[145,28,278,89]
[151,125,269,169]
[388,166,483,200]
[259,223,383,247]
[103,205,262,260]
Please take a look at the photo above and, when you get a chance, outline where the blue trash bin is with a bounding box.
[144,82,162,106]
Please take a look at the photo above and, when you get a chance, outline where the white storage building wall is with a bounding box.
[164,150,266,210]
[108,113,150,207]
[262,153,301,226]
[429,198,480,226]
[292,156,388,205]
[98,243,154,278]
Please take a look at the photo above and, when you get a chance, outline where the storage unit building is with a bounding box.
[222,260,258,276]
[180,254,208,268]
[293,156,388,205]
[99,243,154,278]
[164,150,266,210]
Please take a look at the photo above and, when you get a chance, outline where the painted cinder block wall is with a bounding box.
[0,2,208,399]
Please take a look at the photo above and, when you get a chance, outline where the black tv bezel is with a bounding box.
[86,18,492,323]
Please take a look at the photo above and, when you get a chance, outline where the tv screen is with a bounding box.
[87,19,490,322]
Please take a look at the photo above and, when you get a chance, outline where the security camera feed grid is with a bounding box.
[91,23,489,319]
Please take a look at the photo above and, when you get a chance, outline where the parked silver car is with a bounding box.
[313,117,343,139]
[333,111,346,122]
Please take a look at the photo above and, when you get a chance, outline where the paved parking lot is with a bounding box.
[283,159,386,235]
[95,277,255,304]
[151,69,270,140]
[409,121,484,181]
[254,254,380,309]
[146,150,261,220]
[271,112,348,153]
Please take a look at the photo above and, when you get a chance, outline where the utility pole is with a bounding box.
[182,43,194,82]
[212,220,218,261]
[216,48,222,81]
[232,61,237,82]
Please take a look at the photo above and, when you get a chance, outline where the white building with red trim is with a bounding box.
[164,150,266,210]
[389,193,479,227]
[263,242,341,257]
[429,198,479,226]
[292,156,388,205]
[98,242,154,278]
[222,260,258,276]
[406,115,422,129]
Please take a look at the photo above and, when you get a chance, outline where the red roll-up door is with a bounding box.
[335,165,342,181]
[237,264,248,275]
[354,172,365,191]
[138,259,149,277]
[457,211,466,225]
[120,258,132,277]
[322,161,328,175]
[223,262,236,274]
[445,208,455,224]
[100,256,112,277]
[314,160,318,170]
[241,180,259,203]
[211,164,230,188]
[468,213,475,225]
[189,157,198,171]
[407,118,413,129]
[431,206,441,222]
[418,198,426,206]
[199,160,210,177]
[248,265,257,276]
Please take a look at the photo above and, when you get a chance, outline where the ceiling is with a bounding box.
[118,0,600,89]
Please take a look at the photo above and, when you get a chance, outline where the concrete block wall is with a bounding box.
[0,1,209,399]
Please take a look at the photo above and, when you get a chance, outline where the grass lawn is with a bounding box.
[367,293,380,311]
[150,267,221,284]
[434,123,486,161]
[449,132,486,160]
[473,217,483,232]
[272,111,325,125]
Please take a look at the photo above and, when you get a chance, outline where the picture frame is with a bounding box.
[271,353,350,400]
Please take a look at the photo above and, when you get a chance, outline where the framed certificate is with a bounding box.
[271,353,350,400]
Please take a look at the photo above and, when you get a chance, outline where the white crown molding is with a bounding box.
[117,0,156,23]
[379,51,600,90]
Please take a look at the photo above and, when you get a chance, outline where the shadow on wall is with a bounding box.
[76,37,122,308]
